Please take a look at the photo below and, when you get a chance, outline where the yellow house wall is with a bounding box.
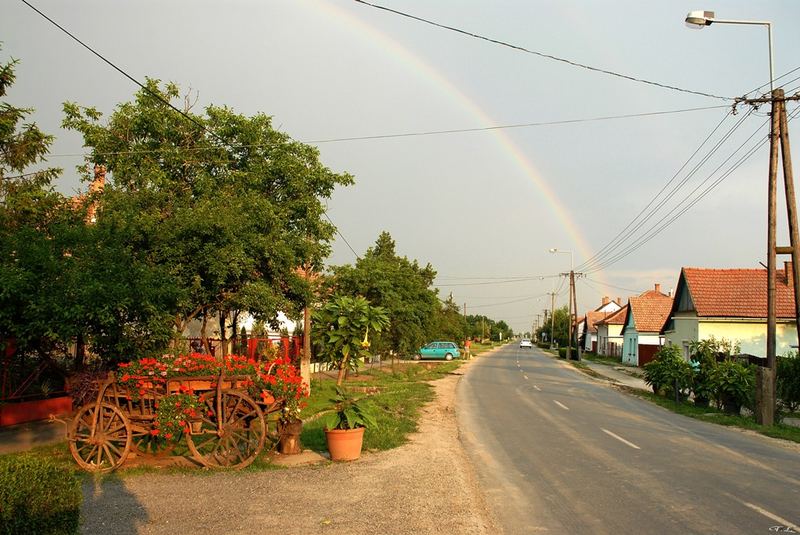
[664,315,698,351]
[698,320,797,357]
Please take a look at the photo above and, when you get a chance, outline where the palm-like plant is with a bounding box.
[314,295,389,385]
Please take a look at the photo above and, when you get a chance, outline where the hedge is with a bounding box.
[0,455,82,535]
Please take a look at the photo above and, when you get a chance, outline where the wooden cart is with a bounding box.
[67,371,283,472]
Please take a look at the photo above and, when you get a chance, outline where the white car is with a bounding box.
[519,339,533,348]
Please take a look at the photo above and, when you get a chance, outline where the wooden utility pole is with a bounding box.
[757,88,800,425]
[549,292,556,350]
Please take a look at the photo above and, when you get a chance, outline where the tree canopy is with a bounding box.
[327,232,440,355]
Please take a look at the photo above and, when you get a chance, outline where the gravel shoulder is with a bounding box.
[80,358,496,535]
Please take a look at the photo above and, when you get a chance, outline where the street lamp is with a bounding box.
[684,10,774,90]
[684,10,787,427]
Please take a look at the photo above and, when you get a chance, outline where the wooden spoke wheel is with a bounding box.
[186,391,266,469]
[69,402,132,472]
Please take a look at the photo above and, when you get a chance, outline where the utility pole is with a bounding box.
[755,88,800,426]
[549,292,556,350]
[559,270,584,360]
[463,303,468,358]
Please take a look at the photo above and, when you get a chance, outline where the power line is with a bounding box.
[303,106,729,144]
[578,109,754,273]
[43,105,729,159]
[575,109,737,272]
[743,65,800,98]
[20,0,222,146]
[586,106,800,274]
[353,0,733,101]
[586,123,767,273]
[466,293,550,309]
[20,0,370,272]
[581,277,643,295]
[323,212,360,260]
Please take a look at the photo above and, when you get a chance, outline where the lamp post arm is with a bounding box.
[710,19,773,91]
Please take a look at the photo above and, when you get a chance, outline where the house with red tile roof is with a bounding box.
[595,304,628,357]
[579,296,623,353]
[620,284,673,366]
[661,265,798,359]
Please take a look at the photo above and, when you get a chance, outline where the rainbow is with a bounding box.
[311,1,596,273]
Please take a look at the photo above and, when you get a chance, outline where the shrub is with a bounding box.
[558,347,576,359]
[0,455,82,535]
[644,345,692,398]
[709,359,755,414]
[777,353,800,413]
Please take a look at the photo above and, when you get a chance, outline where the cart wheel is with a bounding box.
[69,402,132,472]
[186,391,266,469]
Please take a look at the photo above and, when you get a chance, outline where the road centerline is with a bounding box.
[601,428,641,450]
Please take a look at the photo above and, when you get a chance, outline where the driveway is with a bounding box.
[80,359,496,535]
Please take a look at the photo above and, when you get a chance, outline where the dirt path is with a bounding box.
[80,359,496,535]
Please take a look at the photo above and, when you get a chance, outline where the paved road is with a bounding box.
[457,345,800,534]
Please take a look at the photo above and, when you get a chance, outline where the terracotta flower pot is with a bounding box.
[325,427,365,461]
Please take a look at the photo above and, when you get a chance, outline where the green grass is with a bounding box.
[628,388,800,443]
[581,352,622,366]
[301,361,462,452]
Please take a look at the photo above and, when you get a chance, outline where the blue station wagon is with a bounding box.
[414,341,461,361]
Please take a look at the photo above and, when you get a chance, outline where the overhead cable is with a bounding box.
[578,109,754,273]
[353,0,733,101]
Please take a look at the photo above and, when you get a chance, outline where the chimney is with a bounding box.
[90,164,106,194]
[785,262,793,283]
[616,297,622,305]
[601,296,609,306]
[655,283,661,294]
[86,164,106,224]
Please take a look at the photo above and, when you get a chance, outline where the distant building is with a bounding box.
[620,284,673,366]
[580,296,623,353]
[595,304,628,357]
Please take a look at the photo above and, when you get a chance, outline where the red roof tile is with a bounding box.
[683,266,796,318]
[628,290,673,333]
[595,305,628,326]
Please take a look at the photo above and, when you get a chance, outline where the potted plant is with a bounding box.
[324,387,377,461]
[270,358,309,455]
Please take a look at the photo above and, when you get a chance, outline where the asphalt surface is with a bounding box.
[457,345,800,534]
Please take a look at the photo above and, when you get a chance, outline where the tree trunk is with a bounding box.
[219,310,228,358]
[231,309,240,355]
[302,305,311,394]
[200,309,210,354]
[74,332,85,371]
[336,354,349,386]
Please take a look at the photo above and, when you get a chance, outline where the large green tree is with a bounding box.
[0,53,71,358]
[328,232,439,355]
[63,79,352,356]
[430,295,467,344]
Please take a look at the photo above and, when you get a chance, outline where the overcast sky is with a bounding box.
[3,0,800,333]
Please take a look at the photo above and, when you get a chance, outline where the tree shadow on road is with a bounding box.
[81,474,148,535]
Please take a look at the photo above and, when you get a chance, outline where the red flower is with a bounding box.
[150,429,159,436]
